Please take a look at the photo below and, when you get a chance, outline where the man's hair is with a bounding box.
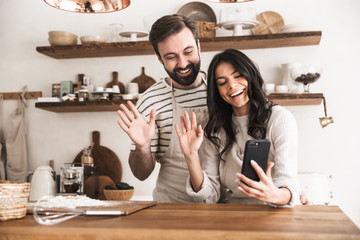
[149,14,199,57]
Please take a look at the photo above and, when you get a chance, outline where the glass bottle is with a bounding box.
[81,147,98,198]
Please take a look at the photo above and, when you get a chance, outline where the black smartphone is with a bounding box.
[241,139,271,182]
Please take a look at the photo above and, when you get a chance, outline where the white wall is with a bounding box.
[1,0,359,228]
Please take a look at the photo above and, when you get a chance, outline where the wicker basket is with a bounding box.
[196,21,217,39]
[0,182,30,221]
[104,189,135,201]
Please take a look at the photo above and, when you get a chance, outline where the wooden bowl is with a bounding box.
[104,189,134,201]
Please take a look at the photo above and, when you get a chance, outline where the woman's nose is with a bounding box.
[228,79,238,89]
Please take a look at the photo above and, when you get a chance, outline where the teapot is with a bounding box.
[26,166,56,201]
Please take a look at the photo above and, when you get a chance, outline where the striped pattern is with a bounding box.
[130,78,207,158]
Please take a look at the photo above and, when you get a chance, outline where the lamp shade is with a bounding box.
[204,0,254,2]
[44,0,130,13]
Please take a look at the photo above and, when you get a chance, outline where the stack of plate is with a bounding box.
[0,182,30,221]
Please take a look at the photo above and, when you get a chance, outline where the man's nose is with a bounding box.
[177,55,188,68]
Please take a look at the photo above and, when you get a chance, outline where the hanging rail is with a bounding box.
[0,91,42,100]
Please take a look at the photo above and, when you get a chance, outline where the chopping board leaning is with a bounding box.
[131,67,156,93]
[73,131,122,199]
[252,11,285,35]
[106,71,125,93]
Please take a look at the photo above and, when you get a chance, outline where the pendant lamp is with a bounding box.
[44,0,130,13]
[204,0,254,3]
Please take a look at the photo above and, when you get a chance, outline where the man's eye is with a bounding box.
[184,50,193,55]
[165,56,175,60]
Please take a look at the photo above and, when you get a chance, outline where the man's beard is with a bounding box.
[165,60,201,86]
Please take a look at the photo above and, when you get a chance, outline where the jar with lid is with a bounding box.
[78,89,89,102]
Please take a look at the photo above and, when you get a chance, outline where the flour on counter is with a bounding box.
[34,195,116,209]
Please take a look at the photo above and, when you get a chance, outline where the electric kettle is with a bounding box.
[26,166,56,201]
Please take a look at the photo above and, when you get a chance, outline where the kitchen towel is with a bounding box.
[6,90,28,182]
[0,94,6,180]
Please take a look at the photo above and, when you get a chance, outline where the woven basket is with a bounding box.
[0,182,30,221]
[196,21,217,39]
[104,189,134,201]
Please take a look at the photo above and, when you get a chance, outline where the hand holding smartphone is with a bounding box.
[241,139,270,182]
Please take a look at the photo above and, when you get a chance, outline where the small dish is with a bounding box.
[119,31,148,41]
[121,94,134,100]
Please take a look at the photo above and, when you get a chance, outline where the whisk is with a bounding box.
[33,195,123,225]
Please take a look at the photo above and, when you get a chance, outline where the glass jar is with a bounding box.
[78,89,89,102]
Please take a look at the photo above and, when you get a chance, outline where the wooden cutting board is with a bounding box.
[252,11,285,35]
[105,71,125,93]
[131,67,156,93]
[73,131,122,184]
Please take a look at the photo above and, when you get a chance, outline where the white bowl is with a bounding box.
[80,35,107,44]
[122,94,134,100]
[48,36,78,46]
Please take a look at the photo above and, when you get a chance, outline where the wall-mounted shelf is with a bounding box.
[35,93,323,113]
[35,100,136,113]
[36,31,322,59]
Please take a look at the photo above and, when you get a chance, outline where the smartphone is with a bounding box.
[241,139,271,182]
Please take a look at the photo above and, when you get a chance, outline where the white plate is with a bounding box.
[281,24,320,33]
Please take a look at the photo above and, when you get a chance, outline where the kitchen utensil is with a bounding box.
[177,2,217,22]
[130,67,156,93]
[252,11,285,35]
[48,31,78,39]
[109,23,124,42]
[31,195,157,225]
[48,37,77,46]
[26,166,56,201]
[73,131,122,185]
[33,195,122,225]
[290,64,322,93]
[80,35,107,44]
[119,31,148,41]
[105,71,125,94]
[104,189,134,201]
[218,20,259,36]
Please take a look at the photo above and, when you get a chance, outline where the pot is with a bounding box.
[26,166,56,201]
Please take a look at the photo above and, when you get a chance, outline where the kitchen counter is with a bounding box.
[1,203,359,240]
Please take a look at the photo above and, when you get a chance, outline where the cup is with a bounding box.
[109,23,124,42]
[127,83,139,94]
[113,85,120,93]
[265,83,275,94]
[96,86,104,92]
[275,85,289,93]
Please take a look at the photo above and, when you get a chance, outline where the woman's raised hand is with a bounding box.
[117,101,156,148]
[175,111,204,158]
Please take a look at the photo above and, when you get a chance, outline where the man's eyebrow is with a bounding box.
[162,46,195,58]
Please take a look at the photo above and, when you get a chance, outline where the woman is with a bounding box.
[176,49,300,206]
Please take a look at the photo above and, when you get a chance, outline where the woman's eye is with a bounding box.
[217,81,226,86]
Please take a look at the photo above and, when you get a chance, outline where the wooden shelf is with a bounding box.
[267,93,323,106]
[35,93,323,113]
[36,31,322,59]
[35,100,136,113]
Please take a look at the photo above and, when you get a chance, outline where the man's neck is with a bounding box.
[166,72,204,89]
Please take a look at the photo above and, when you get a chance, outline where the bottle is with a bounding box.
[81,147,98,198]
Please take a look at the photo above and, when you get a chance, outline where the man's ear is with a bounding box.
[197,39,201,52]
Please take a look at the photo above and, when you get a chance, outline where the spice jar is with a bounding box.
[78,89,89,102]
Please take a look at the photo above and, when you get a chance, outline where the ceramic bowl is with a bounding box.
[80,35,107,44]
[48,36,78,46]
[48,31,78,39]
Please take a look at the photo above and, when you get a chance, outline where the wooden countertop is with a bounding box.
[1,203,359,240]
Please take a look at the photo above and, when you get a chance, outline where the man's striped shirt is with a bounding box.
[130,78,207,159]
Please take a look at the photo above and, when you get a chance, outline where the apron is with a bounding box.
[6,90,28,182]
[0,95,6,180]
[153,77,208,202]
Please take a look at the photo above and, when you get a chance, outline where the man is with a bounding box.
[117,14,220,203]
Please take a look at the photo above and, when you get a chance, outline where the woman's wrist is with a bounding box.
[270,187,292,206]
